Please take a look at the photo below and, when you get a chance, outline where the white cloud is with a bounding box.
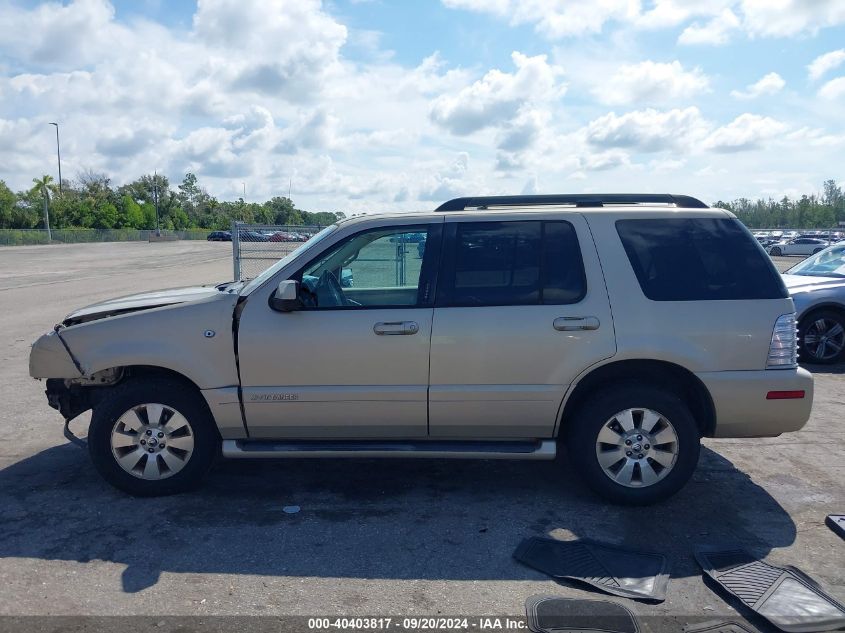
[730,72,785,99]
[636,0,734,29]
[441,0,640,39]
[740,0,845,38]
[703,113,786,152]
[585,107,709,152]
[0,0,118,69]
[678,9,740,45]
[429,52,564,135]
[818,77,845,100]
[808,49,845,81]
[418,152,484,201]
[596,61,710,105]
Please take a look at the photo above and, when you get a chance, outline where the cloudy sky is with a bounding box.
[1,0,844,212]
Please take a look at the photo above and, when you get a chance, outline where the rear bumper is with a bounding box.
[696,368,813,438]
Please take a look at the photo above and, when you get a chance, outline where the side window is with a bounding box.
[298,225,435,309]
[437,221,586,307]
[616,218,788,301]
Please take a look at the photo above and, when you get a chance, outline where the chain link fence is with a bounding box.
[232,222,324,280]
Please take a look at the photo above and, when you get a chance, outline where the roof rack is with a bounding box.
[435,194,708,211]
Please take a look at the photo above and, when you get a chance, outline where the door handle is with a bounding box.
[553,316,600,331]
[373,321,419,335]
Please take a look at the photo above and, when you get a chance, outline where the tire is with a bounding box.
[565,383,701,505]
[812,248,822,254]
[88,377,219,496]
[798,309,845,364]
[770,247,782,256]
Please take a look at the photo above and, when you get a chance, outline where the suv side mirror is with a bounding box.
[270,279,301,312]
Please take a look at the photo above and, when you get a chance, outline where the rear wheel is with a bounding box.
[88,377,218,496]
[799,309,845,364]
[566,384,700,505]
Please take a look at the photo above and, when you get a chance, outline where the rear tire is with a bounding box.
[88,377,219,496]
[798,309,845,364]
[566,383,700,505]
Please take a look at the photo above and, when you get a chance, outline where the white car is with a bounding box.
[768,238,829,257]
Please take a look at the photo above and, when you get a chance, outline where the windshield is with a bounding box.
[787,243,845,278]
[241,224,339,294]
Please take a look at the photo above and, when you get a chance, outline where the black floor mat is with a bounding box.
[525,595,639,633]
[514,537,669,602]
[826,515,845,540]
[695,546,845,633]
[683,622,759,633]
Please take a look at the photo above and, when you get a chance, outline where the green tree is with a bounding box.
[0,180,16,229]
[29,175,57,231]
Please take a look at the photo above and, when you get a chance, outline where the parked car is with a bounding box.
[30,193,812,504]
[269,232,294,242]
[782,242,845,364]
[768,238,829,257]
[206,231,231,242]
[239,230,270,242]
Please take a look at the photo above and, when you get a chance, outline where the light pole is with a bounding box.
[48,122,62,194]
[153,171,161,236]
[242,182,246,199]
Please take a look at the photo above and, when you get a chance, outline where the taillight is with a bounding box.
[767,313,798,369]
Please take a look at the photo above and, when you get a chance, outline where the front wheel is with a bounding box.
[799,310,845,364]
[770,247,782,256]
[566,384,700,505]
[88,377,219,496]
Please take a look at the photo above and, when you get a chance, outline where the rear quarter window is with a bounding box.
[616,218,788,301]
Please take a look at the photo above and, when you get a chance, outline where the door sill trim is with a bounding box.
[221,438,556,460]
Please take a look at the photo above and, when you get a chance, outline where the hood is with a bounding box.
[63,286,222,326]
[782,273,845,294]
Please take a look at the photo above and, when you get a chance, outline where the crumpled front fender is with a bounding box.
[29,329,83,380]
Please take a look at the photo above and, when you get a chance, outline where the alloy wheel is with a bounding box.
[110,403,195,480]
[803,317,845,362]
[595,408,679,488]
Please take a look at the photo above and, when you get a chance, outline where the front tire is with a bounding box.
[798,309,845,364]
[566,384,701,505]
[88,377,219,496]
[770,247,782,256]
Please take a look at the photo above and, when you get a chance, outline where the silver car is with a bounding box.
[783,243,845,364]
[29,194,813,504]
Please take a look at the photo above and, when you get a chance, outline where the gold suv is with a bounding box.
[30,194,813,504]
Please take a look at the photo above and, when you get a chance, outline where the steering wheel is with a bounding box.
[316,270,350,307]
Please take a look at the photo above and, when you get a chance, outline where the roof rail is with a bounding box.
[435,194,708,211]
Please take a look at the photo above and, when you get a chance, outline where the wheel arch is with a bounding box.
[48,364,208,421]
[557,359,716,439]
[797,302,845,323]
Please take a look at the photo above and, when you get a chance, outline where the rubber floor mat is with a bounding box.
[826,515,845,540]
[514,537,669,602]
[525,595,639,633]
[683,622,759,633]
[695,546,845,633]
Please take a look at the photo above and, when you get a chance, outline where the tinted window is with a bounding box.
[616,218,787,301]
[438,221,586,307]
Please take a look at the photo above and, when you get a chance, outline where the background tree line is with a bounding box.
[0,171,344,231]
[712,179,844,229]
[1,172,843,231]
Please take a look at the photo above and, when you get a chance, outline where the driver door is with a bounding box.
[236,220,443,439]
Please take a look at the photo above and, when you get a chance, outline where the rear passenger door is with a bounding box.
[428,215,616,439]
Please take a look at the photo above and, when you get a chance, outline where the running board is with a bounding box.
[222,438,556,460]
